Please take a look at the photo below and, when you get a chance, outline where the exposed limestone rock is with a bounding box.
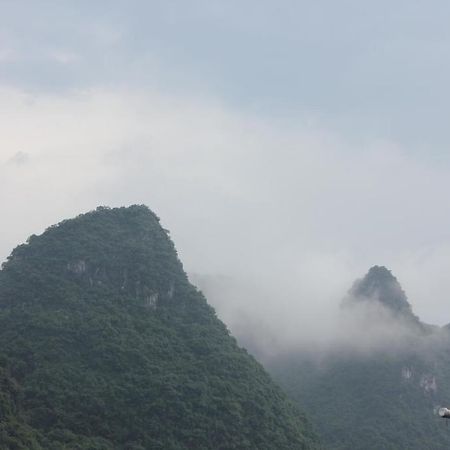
[67,260,87,275]
[401,367,413,380]
[420,374,437,394]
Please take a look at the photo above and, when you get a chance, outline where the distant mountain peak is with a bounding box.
[344,265,412,314]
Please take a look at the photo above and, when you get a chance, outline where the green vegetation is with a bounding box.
[0,205,319,449]
[271,350,450,450]
[343,266,414,316]
[269,266,450,450]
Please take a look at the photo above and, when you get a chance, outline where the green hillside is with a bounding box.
[269,266,450,450]
[0,205,320,450]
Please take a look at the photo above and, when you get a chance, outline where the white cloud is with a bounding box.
[0,47,17,63]
[47,50,80,65]
[1,85,450,350]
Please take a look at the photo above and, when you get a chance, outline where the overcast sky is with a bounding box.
[2,1,450,340]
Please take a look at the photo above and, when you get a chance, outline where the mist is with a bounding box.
[3,1,450,359]
[2,85,450,354]
[4,4,450,449]
[193,269,450,363]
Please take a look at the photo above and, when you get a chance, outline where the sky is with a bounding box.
[2,1,450,343]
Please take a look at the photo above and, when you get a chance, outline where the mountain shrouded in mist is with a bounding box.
[344,266,412,314]
[0,206,320,450]
[268,266,450,450]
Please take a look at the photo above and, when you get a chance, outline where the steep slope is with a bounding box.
[343,266,413,315]
[268,266,450,450]
[0,206,320,450]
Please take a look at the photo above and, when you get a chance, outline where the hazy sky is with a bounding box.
[2,1,450,338]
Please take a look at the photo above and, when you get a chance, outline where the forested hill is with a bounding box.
[343,265,414,315]
[0,205,320,450]
[269,266,450,450]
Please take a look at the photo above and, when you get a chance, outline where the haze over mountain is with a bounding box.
[195,265,431,358]
[0,206,319,450]
[3,3,450,449]
[4,2,450,337]
[344,265,414,315]
[267,266,450,450]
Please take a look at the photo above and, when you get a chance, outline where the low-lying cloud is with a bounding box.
[1,86,450,354]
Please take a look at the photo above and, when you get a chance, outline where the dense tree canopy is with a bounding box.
[0,205,319,450]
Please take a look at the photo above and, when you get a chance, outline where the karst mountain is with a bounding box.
[269,266,450,450]
[0,206,320,450]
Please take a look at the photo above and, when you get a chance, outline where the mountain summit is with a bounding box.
[0,206,319,450]
[270,266,450,450]
[343,265,413,316]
